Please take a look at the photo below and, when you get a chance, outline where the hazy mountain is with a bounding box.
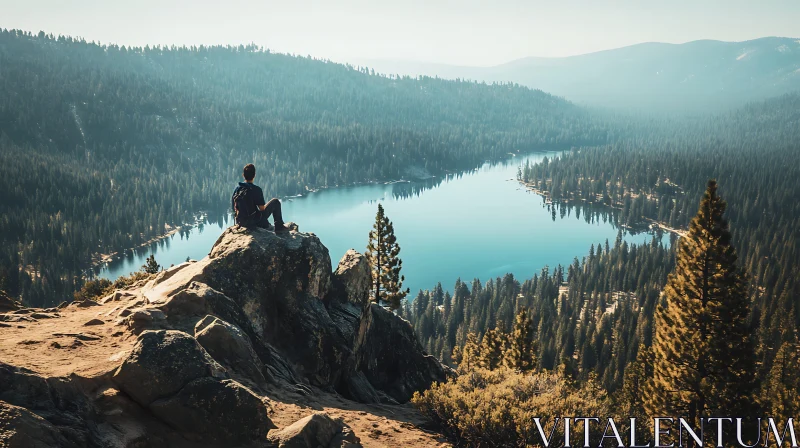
[357,37,800,112]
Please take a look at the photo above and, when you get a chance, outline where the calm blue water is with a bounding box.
[99,152,666,293]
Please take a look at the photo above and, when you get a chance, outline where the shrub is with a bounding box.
[413,366,609,447]
[73,271,152,302]
[73,278,113,301]
[113,271,151,290]
[414,315,610,447]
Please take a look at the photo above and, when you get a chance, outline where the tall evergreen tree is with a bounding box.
[646,180,757,429]
[365,204,409,310]
[761,340,800,422]
[504,307,536,371]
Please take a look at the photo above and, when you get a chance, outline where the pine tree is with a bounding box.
[646,180,757,429]
[761,340,800,422]
[504,307,536,371]
[479,328,506,370]
[141,254,161,274]
[365,204,409,310]
[453,332,482,372]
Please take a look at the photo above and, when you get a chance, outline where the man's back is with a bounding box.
[232,182,265,226]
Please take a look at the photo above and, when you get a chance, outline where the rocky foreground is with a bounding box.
[0,226,450,447]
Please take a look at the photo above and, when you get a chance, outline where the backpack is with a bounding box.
[233,185,257,226]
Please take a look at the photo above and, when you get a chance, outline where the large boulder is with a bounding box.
[112,330,225,406]
[354,304,447,403]
[202,227,333,334]
[194,315,266,387]
[268,412,360,448]
[0,401,73,448]
[150,377,274,445]
[146,228,351,387]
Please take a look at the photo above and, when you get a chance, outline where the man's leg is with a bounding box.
[253,210,272,229]
[263,199,286,230]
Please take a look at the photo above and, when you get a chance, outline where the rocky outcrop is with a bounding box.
[139,228,445,400]
[200,229,351,387]
[0,226,446,446]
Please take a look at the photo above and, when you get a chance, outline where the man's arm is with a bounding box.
[254,186,267,211]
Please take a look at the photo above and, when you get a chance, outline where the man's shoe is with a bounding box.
[274,223,289,233]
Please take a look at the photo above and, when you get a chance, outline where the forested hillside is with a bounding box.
[0,29,609,306]
[407,93,800,395]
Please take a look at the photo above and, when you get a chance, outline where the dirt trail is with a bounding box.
[0,297,140,378]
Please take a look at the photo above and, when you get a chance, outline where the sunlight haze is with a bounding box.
[2,0,798,66]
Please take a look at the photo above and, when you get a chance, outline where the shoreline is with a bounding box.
[91,226,182,268]
[89,213,209,274]
[518,180,687,238]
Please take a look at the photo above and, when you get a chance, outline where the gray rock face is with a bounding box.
[112,330,225,406]
[328,250,372,348]
[150,377,274,445]
[189,228,351,387]
[156,281,302,386]
[194,315,266,386]
[204,228,333,330]
[354,304,447,403]
[268,412,359,448]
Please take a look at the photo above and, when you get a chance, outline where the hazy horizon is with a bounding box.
[2,0,799,66]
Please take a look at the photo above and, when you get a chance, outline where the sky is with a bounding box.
[2,0,798,66]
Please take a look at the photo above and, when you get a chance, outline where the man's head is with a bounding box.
[243,163,256,182]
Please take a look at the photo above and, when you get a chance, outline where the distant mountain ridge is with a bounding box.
[357,37,800,112]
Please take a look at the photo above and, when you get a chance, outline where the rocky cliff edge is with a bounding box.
[0,226,449,448]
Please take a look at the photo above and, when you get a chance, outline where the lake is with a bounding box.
[99,151,668,293]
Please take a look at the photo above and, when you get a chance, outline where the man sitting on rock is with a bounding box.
[232,163,289,232]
